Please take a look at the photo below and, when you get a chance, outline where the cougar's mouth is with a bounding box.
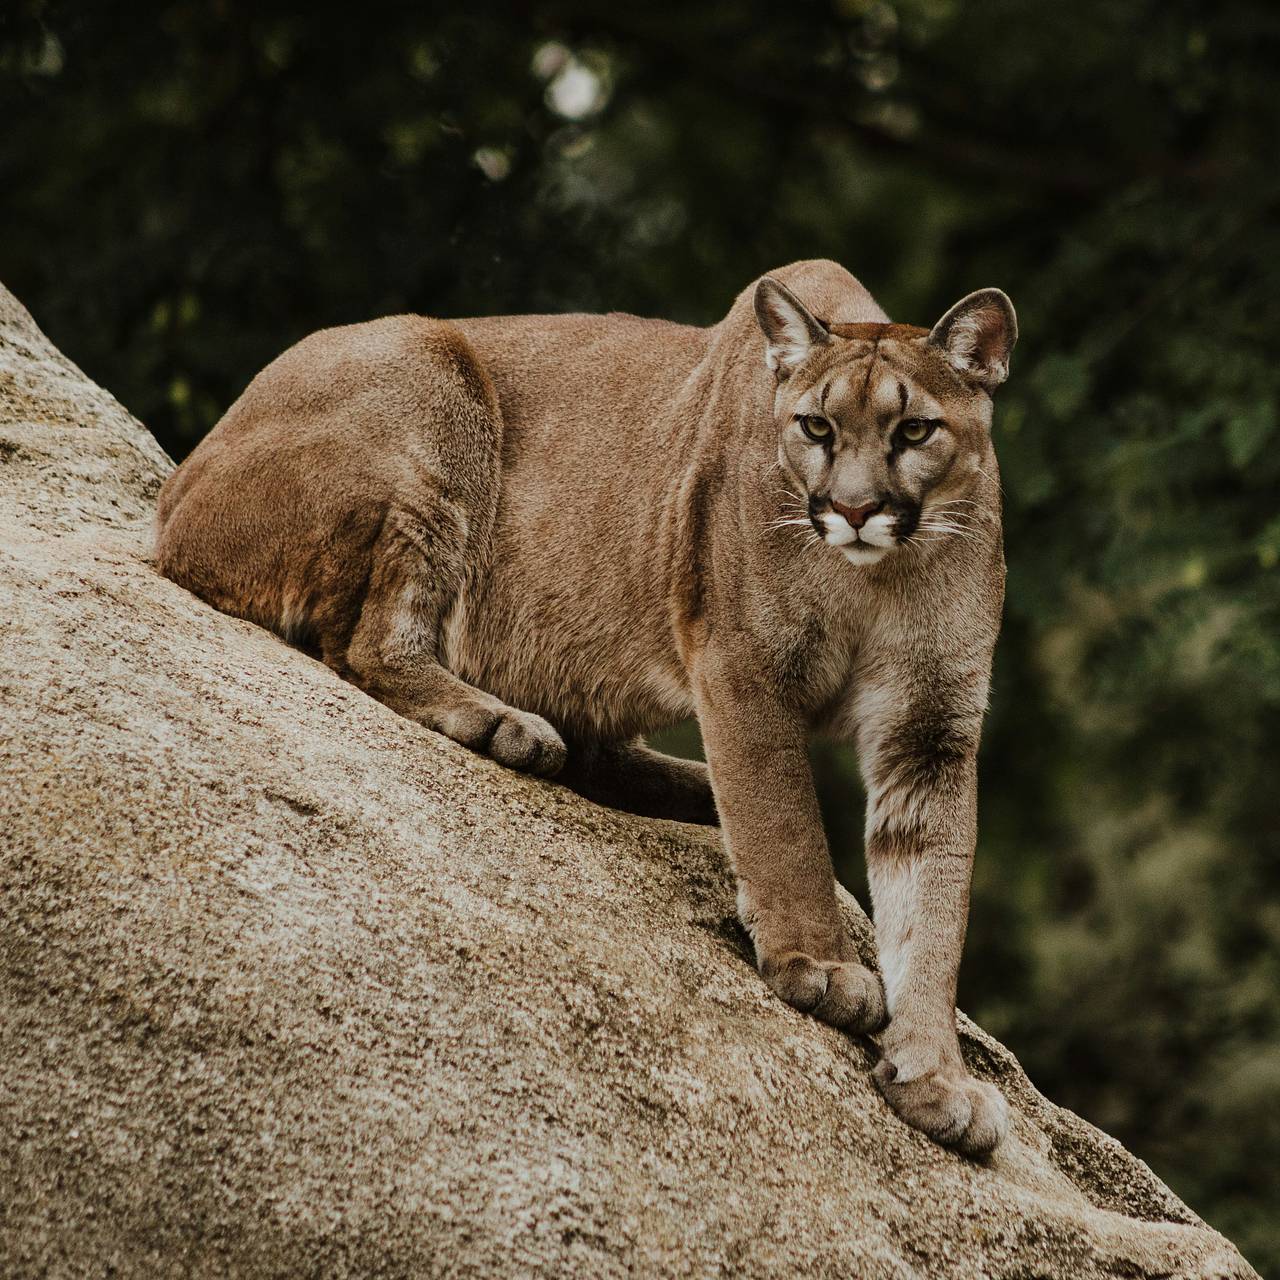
[809,497,901,563]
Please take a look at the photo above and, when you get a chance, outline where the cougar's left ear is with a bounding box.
[929,289,1018,391]
[754,277,830,379]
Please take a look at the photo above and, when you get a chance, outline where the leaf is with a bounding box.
[1224,397,1277,470]
[1031,353,1093,422]
[1256,515,1280,570]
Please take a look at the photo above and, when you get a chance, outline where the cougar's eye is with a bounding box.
[896,417,938,446]
[799,415,833,443]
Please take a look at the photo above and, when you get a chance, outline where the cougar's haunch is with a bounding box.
[155,259,1017,1154]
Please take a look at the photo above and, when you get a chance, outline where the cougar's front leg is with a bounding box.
[858,675,1009,1157]
[694,648,886,1034]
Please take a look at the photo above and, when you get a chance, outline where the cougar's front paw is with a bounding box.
[873,1054,1008,1157]
[763,952,888,1034]
[488,708,567,777]
[439,703,566,776]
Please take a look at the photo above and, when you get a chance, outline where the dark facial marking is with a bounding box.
[859,343,879,404]
[807,493,825,536]
[891,498,921,542]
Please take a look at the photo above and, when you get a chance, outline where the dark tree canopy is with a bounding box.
[4,0,1278,1268]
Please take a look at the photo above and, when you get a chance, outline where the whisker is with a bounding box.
[920,524,983,541]
[914,524,983,544]
[922,506,986,523]
[928,502,992,523]
[911,530,978,544]
[917,516,985,534]
[919,518,983,534]
[916,524,981,539]
[975,464,1004,494]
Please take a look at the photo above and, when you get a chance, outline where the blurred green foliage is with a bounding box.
[3,0,1278,1268]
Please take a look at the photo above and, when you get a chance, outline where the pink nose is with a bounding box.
[830,498,883,529]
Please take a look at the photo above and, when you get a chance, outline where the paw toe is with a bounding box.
[764,953,829,1013]
[489,711,566,776]
[955,1080,1009,1158]
[814,962,887,1034]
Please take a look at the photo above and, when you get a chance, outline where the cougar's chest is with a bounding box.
[785,578,904,740]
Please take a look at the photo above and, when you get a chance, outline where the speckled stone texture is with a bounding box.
[0,283,1257,1279]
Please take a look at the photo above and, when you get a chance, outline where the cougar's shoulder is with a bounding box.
[451,311,708,421]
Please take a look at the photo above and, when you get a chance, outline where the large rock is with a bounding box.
[0,283,1256,1280]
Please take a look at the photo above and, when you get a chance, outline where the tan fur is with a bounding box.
[154,259,1017,1155]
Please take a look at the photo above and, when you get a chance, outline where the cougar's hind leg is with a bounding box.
[559,738,718,824]
[342,505,567,777]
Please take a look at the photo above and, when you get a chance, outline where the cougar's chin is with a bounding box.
[840,543,893,566]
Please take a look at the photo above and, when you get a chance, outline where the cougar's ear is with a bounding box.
[928,289,1018,391]
[754,277,830,379]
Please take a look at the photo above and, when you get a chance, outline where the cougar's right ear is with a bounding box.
[754,277,830,379]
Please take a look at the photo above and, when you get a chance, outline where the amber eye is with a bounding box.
[896,417,938,446]
[799,415,833,443]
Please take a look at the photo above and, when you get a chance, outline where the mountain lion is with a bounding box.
[155,258,1016,1156]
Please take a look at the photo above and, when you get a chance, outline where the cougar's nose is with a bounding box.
[830,498,884,529]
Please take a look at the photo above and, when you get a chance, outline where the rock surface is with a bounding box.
[0,282,1257,1280]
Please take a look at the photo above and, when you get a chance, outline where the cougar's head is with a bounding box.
[754,276,1016,566]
